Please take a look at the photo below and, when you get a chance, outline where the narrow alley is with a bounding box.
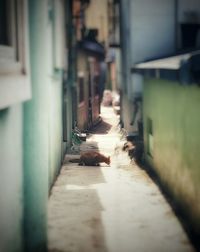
[1,1,200,252]
[48,106,194,252]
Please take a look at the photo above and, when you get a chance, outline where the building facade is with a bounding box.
[0,0,71,251]
[120,0,200,243]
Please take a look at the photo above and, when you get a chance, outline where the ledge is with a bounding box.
[0,74,31,110]
[132,50,200,84]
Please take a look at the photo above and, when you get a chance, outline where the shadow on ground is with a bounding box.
[90,120,112,135]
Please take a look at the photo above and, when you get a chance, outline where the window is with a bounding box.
[0,0,9,45]
[0,0,31,109]
[0,0,26,74]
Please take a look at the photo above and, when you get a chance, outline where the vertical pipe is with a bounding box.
[175,0,179,51]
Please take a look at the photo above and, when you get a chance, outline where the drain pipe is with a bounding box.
[175,0,179,51]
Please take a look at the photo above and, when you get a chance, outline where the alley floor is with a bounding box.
[48,106,195,252]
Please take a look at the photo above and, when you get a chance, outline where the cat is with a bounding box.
[69,151,111,166]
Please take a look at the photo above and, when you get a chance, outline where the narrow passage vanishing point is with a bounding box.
[48,106,195,252]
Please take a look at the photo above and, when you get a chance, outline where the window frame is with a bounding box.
[0,0,31,110]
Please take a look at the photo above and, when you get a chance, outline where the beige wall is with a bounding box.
[85,0,108,43]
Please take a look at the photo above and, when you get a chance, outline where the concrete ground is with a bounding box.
[48,106,195,252]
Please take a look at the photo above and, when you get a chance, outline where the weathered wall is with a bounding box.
[23,0,65,251]
[129,0,175,63]
[0,0,68,251]
[143,78,200,233]
[23,1,49,251]
[120,0,176,130]
[0,106,24,252]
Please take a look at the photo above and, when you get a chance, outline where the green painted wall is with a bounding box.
[48,73,63,187]
[23,1,66,250]
[143,78,200,233]
[23,1,49,251]
[0,105,24,252]
[0,1,67,251]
